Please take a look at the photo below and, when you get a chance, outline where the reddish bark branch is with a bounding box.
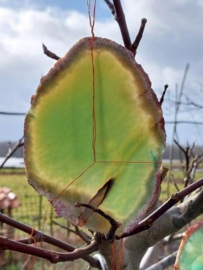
[104,0,131,50]
[117,177,203,239]
[131,18,147,56]
[42,44,60,60]
[0,236,99,263]
[75,202,120,240]
[104,1,147,55]
[112,0,131,50]
[0,213,100,268]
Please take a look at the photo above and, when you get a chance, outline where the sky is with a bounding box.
[0,0,203,146]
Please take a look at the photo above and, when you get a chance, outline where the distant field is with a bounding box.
[1,165,202,229]
[0,168,88,269]
[1,165,202,211]
[0,170,52,231]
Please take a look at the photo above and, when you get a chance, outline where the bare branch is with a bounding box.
[159,84,169,105]
[103,0,115,15]
[165,121,203,125]
[173,189,203,228]
[145,251,177,270]
[0,236,100,263]
[113,0,131,50]
[21,255,32,270]
[0,136,24,169]
[75,226,92,244]
[52,220,91,244]
[131,18,147,56]
[174,139,186,155]
[117,177,203,239]
[167,64,190,196]
[166,99,203,109]
[0,111,26,116]
[171,174,180,192]
[103,189,203,269]
[42,44,60,60]
[75,202,120,240]
[174,140,198,190]
[104,1,148,55]
[0,213,100,268]
[104,0,131,50]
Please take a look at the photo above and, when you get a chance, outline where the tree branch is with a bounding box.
[0,236,100,263]
[112,0,132,50]
[104,0,131,50]
[145,251,177,270]
[159,84,169,105]
[131,18,147,56]
[118,177,203,239]
[104,1,147,55]
[103,0,115,15]
[0,213,100,268]
[42,44,60,60]
[0,136,24,169]
[75,202,120,240]
[165,121,203,125]
[0,111,26,116]
[98,189,203,270]
[52,220,91,244]
[166,99,203,109]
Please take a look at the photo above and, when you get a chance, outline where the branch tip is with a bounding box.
[42,43,60,61]
[75,202,120,240]
[160,84,169,105]
[131,17,147,56]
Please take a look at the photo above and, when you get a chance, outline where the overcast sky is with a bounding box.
[0,0,203,146]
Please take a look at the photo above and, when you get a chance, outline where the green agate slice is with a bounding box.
[174,222,203,270]
[24,37,165,234]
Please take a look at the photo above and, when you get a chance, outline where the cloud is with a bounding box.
[0,1,203,144]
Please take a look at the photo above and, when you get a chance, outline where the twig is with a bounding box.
[131,18,147,56]
[104,1,147,55]
[42,44,60,60]
[171,174,180,192]
[117,177,203,239]
[174,139,186,154]
[52,220,91,244]
[174,139,195,189]
[159,84,169,105]
[0,236,100,263]
[103,0,115,15]
[167,64,190,196]
[75,202,120,240]
[145,251,177,270]
[0,111,26,116]
[165,121,203,125]
[166,99,203,109]
[173,189,203,228]
[0,136,24,169]
[21,255,31,270]
[75,226,91,244]
[0,213,100,268]
[104,0,131,50]
[112,0,132,50]
[197,152,203,165]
